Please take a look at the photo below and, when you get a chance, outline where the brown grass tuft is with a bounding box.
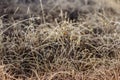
[0,0,120,80]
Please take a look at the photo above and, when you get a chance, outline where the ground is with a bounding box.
[0,0,120,80]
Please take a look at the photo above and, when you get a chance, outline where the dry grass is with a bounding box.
[0,0,120,80]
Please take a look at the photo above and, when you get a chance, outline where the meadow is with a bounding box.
[0,0,120,80]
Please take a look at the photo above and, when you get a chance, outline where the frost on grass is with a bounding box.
[0,0,120,79]
[0,13,120,79]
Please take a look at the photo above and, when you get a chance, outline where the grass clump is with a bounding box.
[0,0,120,80]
